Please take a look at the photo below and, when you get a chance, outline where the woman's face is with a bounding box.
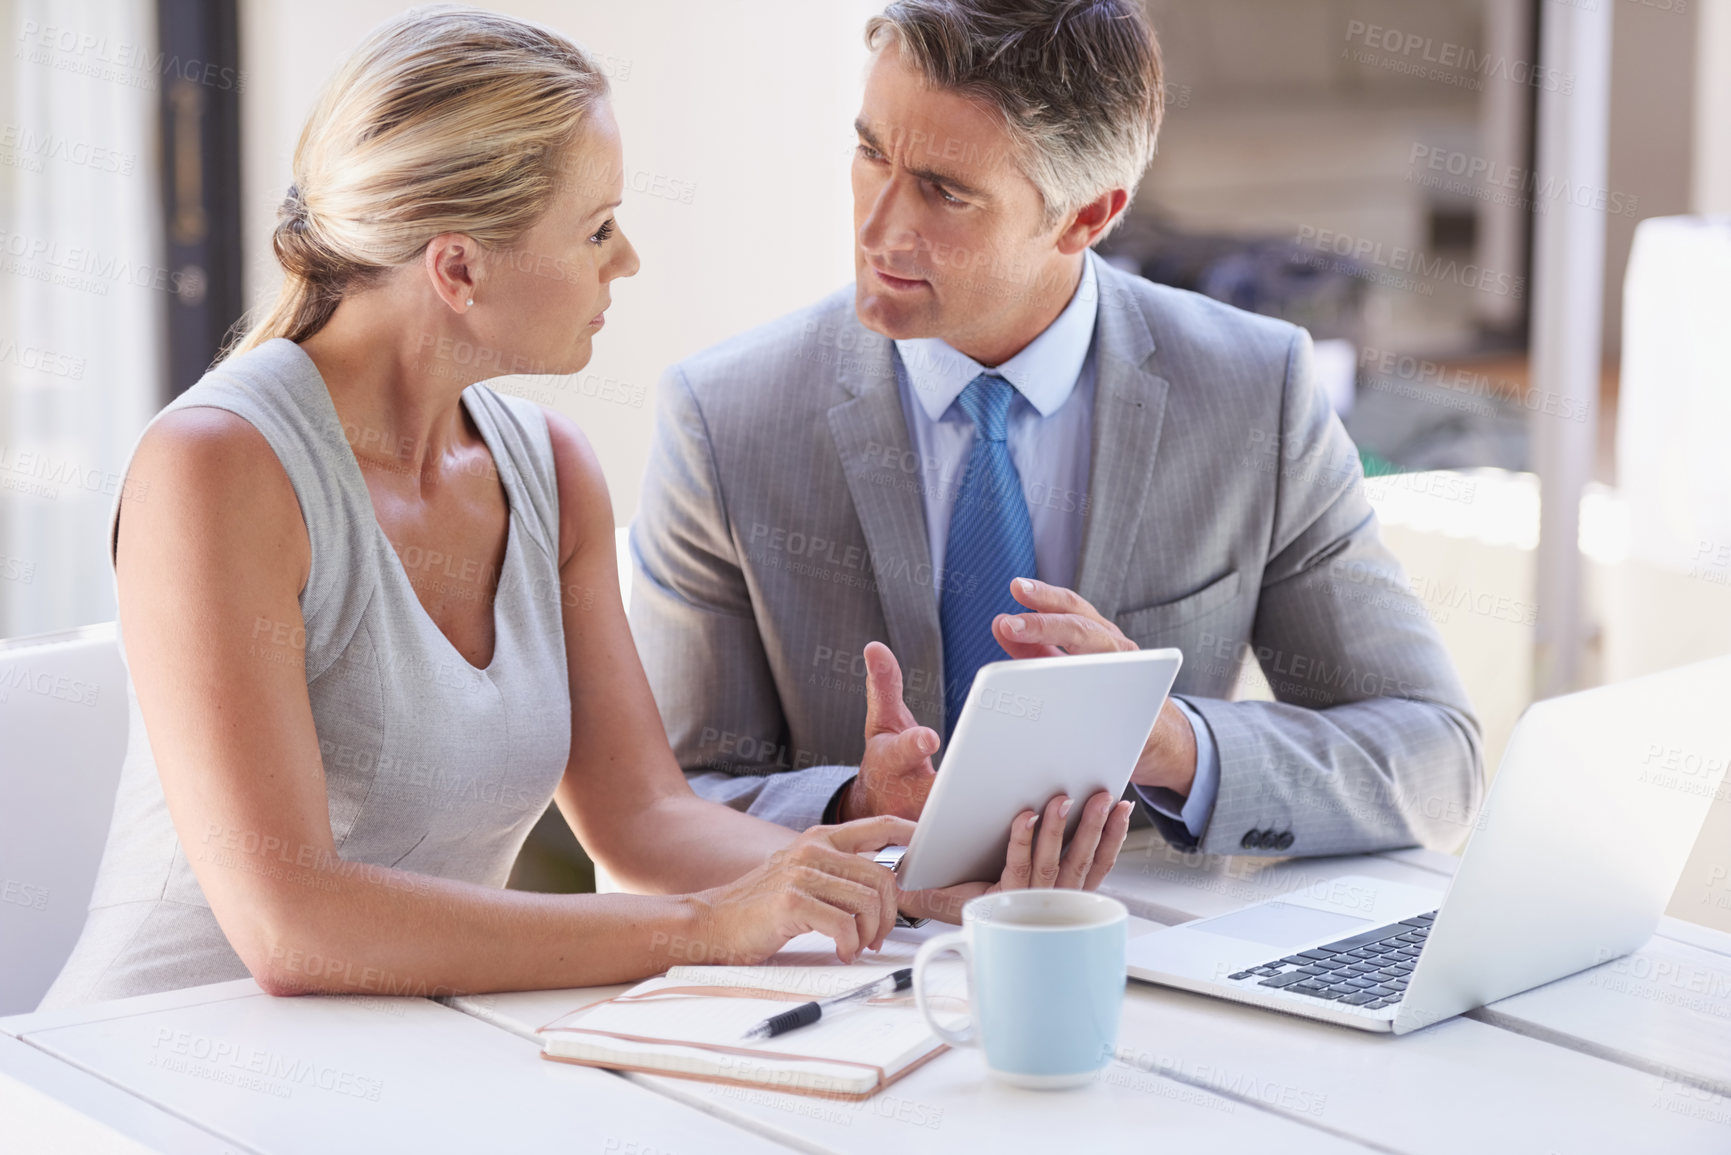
[473,100,641,377]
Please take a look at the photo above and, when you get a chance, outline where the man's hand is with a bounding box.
[838,641,941,821]
[991,577,1198,797]
[897,790,1134,923]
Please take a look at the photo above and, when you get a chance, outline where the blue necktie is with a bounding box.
[940,373,1037,736]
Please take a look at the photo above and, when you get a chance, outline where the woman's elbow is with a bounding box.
[250,964,311,998]
[236,931,327,996]
[219,892,330,996]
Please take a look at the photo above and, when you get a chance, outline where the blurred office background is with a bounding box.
[1,1,1727,923]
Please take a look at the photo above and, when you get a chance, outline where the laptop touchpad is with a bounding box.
[1196,902,1374,949]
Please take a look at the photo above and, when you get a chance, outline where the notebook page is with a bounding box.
[542,982,934,1094]
[541,954,969,1095]
[766,925,931,969]
[660,964,904,999]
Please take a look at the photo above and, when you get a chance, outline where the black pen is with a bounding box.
[741,968,914,1041]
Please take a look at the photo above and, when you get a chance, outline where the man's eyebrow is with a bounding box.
[910,164,985,201]
[853,118,987,200]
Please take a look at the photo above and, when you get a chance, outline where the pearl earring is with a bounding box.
[466,298,474,307]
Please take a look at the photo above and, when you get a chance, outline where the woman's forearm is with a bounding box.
[230,852,711,997]
[560,785,800,897]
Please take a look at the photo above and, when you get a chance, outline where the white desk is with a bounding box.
[448,919,1366,1155]
[6,838,1731,1153]
[1,981,782,1154]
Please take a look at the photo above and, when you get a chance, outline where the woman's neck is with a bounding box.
[298,289,489,486]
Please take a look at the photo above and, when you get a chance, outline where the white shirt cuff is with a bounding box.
[1131,696,1220,840]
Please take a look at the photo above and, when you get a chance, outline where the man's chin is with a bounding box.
[854,287,937,341]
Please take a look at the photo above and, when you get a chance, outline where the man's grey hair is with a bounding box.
[864,0,1164,236]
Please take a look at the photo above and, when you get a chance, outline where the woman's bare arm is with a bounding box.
[538,408,814,893]
[121,407,903,998]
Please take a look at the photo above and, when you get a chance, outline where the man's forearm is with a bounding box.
[684,762,862,831]
[1182,694,1482,857]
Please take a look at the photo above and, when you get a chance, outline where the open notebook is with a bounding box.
[538,955,963,1100]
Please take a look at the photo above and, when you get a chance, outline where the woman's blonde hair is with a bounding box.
[225,5,609,359]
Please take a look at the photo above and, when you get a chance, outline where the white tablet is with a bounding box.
[893,648,1183,891]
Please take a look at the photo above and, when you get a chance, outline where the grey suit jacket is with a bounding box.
[629,261,1484,856]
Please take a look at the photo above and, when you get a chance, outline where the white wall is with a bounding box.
[0,0,164,638]
[238,0,882,522]
[1696,0,1731,213]
[1602,0,1697,356]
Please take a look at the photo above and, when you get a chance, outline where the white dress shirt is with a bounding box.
[893,253,1098,591]
[890,251,1220,838]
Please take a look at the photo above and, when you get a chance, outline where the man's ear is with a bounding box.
[422,233,481,313]
[1055,188,1130,255]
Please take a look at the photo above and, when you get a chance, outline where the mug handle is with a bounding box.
[913,931,974,1047]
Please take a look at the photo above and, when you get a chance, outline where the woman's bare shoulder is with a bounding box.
[122,407,309,586]
[135,405,275,471]
[537,405,613,569]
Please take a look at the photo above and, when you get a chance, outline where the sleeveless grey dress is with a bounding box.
[38,338,572,1009]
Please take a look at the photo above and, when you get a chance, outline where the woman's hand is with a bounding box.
[685,815,915,966]
[897,790,1133,924]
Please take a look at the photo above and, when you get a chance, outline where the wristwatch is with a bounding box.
[872,845,929,928]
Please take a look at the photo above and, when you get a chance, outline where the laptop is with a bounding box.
[1127,654,1731,1034]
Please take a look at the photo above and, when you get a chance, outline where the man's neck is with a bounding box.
[947,254,1085,367]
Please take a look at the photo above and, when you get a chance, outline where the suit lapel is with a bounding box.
[1074,267,1170,621]
[827,330,946,735]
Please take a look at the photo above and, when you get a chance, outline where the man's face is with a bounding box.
[851,44,1073,363]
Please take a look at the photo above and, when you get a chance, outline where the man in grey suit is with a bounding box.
[629,0,1483,858]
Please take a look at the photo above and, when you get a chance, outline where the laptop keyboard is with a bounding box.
[1225,910,1436,1010]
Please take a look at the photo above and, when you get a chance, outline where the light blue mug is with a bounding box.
[913,890,1127,1088]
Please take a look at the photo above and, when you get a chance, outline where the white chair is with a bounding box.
[0,624,129,1015]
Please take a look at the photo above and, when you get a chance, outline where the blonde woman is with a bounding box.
[40,7,1127,1009]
